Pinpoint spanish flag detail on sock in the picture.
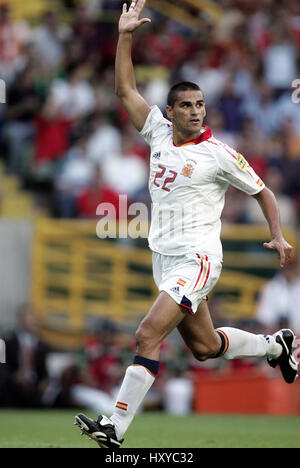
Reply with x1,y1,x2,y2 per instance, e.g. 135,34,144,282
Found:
116,401,128,411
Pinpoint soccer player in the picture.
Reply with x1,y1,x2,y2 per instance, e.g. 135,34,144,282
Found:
75,0,299,448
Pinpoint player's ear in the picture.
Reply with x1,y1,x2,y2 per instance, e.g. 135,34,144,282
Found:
166,105,173,120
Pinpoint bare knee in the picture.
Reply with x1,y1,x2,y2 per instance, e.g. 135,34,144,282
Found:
189,338,221,362
135,321,160,356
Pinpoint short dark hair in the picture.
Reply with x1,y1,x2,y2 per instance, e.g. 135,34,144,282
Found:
167,82,203,107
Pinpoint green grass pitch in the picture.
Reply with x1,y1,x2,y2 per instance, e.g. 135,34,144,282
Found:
0,409,299,448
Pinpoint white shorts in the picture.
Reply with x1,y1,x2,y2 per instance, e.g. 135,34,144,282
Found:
152,252,222,314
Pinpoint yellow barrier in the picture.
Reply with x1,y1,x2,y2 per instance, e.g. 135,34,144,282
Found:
7,0,52,20
31,218,298,349
32,219,154,347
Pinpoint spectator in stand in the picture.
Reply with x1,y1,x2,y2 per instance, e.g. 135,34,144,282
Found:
218,77,243,134
77,165,121,219
245,167,298,227
70,319,125,414
143,76,170,109
71,3,105,63
263,136,285,178
86,112,122,167
180,50,229,106
0,0,299,228
275,90,300,136
205,107,237,148
215,0,245,46
263,25,298,96
102,0,124,10
119,123,150,163
246,2,272,55
53,132,94,217
279,119,300,213
50,63,95,120
142,19,188,70
32,10,71,70
101,135,148,203
221,186,248,224
2,66,42,175
241,81,279,136
282,118,300,162
33,98,72,173
256,261,300,336
163,346,194,416
93,67,120,114
0,2,31,84
0,304,49,407
237,128,269,179
226,52,257,103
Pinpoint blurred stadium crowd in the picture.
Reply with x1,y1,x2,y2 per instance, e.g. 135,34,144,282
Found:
0,302,295,412
0,0,299,223
0,305,196,412
1,289,300,411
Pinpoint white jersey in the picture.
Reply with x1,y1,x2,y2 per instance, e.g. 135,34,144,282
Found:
140,106,265,259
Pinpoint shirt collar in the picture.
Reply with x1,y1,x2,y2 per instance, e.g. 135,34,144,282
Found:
173,126,212,147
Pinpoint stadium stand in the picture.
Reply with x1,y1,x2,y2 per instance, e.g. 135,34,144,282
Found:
0,0,299,348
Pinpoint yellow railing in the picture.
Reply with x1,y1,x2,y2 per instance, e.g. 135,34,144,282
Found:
32,219,155,348
31,218,298,349
8,0,53,20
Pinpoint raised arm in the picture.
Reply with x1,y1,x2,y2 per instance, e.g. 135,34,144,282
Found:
253,187,293,267
115,0,151,131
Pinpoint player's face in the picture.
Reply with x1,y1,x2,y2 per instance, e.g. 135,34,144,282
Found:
166,90,206,136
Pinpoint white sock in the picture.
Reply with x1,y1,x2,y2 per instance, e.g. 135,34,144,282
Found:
109,364,156,440
217,327,282,360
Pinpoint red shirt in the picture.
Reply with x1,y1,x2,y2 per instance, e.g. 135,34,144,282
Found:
85,337,121,393
34,115,72,162
77,185,122,218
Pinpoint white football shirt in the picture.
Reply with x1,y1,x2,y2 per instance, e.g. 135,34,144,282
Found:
140,106,265,259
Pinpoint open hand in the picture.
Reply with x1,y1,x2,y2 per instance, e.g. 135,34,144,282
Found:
263,236,293,268
119,0,151,34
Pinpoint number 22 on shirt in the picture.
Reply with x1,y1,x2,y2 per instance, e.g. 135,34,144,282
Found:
153,164,178,192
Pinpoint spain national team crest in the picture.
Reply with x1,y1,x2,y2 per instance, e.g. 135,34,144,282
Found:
181,163,195,178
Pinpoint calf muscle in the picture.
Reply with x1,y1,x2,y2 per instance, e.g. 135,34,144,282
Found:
177,300,221,360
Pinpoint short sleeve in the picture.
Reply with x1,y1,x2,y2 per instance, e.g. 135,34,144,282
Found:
139,105,171,146
215,144,265,195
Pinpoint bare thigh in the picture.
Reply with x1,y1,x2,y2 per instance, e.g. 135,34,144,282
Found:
177,300,221,360
135,291,186,361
